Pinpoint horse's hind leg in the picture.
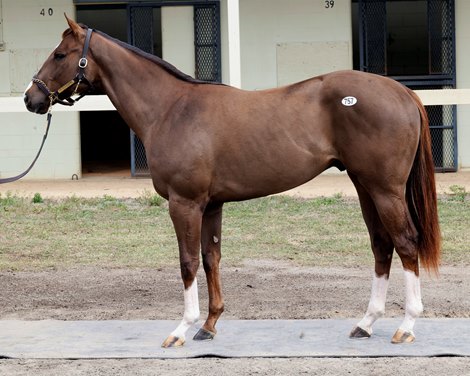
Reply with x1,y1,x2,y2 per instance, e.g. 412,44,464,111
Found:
193,202,225,341
357,178,423,343
348,173,395,339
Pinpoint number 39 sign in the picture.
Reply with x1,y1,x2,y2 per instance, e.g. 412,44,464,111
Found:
324,0,335,8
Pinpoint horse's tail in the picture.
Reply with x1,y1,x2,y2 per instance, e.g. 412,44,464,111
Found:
406,89,441,274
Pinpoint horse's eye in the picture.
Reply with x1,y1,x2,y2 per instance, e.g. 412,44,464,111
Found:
54,53,66,61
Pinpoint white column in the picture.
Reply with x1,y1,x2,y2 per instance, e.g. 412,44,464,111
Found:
227,0,241,88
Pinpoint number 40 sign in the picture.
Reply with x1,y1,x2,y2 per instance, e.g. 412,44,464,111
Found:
40,8,54,17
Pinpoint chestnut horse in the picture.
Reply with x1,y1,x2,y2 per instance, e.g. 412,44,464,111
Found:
24,16,440,347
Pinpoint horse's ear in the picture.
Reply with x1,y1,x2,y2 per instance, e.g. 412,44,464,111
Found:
64,13,84,38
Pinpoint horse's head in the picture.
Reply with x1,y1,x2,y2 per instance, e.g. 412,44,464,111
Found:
24,15,97,114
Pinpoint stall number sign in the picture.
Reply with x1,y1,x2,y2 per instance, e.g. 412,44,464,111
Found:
40,8,54,16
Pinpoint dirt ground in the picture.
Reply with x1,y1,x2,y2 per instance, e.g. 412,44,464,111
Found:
1,171,469,375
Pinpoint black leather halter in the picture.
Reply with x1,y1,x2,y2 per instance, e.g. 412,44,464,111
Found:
32,27,94,107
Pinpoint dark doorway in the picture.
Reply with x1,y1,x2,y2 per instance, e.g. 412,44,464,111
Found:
76,6,132,176
386,0,429,76
79,111,130,175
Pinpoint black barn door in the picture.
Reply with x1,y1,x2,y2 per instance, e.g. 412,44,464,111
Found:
358,0,457,171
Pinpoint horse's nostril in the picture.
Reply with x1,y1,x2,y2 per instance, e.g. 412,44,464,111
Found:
24,93,29,104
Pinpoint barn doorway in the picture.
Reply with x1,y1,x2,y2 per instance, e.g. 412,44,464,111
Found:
76,5,130,176
76,5,161,176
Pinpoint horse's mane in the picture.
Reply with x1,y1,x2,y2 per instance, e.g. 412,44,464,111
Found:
63,25,223,86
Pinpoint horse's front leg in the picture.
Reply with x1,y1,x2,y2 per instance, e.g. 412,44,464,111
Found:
194,202,224,341
162,196,205,348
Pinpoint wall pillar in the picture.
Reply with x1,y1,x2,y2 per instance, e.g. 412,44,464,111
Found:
226,0,241,88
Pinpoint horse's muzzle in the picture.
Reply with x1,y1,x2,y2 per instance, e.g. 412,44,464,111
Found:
24,91,50,115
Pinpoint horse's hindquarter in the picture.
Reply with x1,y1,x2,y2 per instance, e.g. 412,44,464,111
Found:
319,71,421,182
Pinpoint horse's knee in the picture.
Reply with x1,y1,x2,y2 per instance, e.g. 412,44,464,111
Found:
180,259,199,284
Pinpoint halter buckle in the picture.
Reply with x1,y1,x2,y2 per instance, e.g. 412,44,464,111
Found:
78,58,88,69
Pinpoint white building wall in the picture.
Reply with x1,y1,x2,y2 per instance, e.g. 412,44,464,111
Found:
0,0,79,180
0,0,468,179
239,0,352,90
455,0,470,169
161,6,195,77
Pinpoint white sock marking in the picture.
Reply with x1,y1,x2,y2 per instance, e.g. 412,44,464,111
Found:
357,273,389,334
399,270,423,334
170,278,200,340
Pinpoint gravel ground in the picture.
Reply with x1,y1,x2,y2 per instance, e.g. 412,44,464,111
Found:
1,171,469,375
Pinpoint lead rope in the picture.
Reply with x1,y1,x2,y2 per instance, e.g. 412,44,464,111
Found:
0,110,53,184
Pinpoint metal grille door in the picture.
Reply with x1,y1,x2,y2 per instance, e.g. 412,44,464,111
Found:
359,0,387,75
194,5,221,82
428,102,457,170
426,0,457,171
429,0,455,76
358,0,457,171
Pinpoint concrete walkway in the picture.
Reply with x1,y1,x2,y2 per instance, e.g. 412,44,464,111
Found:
0,319,468,359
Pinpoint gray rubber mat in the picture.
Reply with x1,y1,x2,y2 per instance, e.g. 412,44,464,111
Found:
0,319,468,359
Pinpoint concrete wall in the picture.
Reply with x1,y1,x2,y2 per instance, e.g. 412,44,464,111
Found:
455,0,470,169
0,0,80,180
239,0,352,90
161,6,195,77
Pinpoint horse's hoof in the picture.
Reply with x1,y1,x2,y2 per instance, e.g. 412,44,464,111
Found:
193,328,216,341
161,335,185,348
391,329,415,344
349,326,371,339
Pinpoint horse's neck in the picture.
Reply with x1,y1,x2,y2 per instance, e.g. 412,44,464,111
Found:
94,40,186,143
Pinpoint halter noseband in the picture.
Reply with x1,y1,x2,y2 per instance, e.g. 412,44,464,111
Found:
32,27,94,107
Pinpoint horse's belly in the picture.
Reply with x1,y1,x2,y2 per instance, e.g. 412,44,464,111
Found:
211,153,331,201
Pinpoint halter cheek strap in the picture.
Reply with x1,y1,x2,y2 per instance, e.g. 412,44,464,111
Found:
32,27,94,107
